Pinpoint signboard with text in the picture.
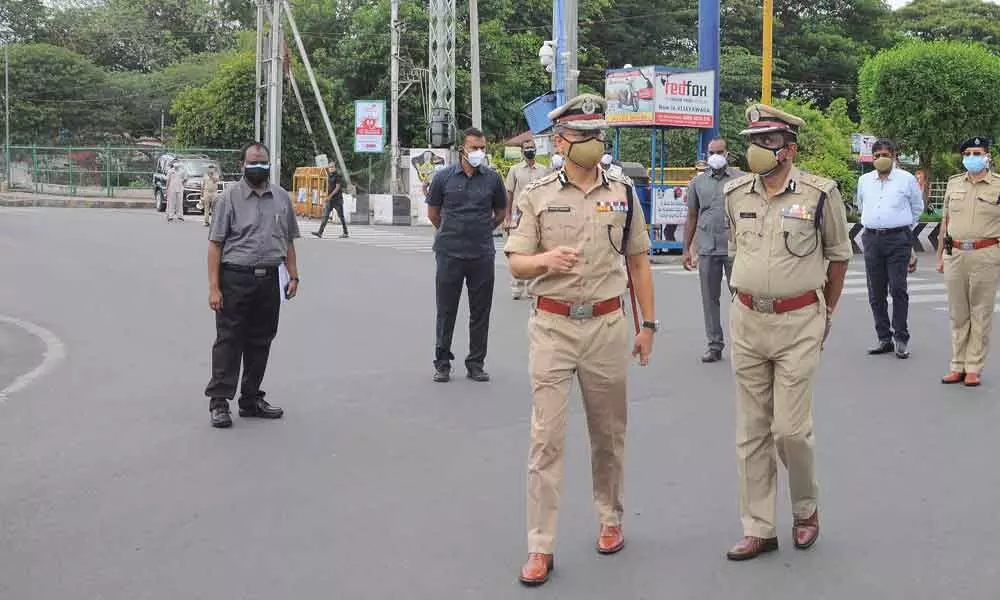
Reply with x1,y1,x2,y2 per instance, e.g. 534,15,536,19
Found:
604,67,715,128
354,100,386,153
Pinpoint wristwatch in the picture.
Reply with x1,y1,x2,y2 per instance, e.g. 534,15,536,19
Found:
641,320,660,332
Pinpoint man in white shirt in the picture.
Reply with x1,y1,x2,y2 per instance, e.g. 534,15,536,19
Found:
856,138,924,358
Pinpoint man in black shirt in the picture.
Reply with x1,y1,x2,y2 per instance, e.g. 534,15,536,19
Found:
426,127,506,382
312,163,349,238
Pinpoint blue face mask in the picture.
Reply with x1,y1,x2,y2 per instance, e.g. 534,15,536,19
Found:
963,154,988,174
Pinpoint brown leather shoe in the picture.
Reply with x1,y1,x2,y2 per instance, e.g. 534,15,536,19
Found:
964,372,981,387
726,536,778,561
519,553,554,586
597,524,625,554
793,510,820,549
942,371,965,384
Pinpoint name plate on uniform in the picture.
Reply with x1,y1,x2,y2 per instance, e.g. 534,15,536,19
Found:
547,206,572,212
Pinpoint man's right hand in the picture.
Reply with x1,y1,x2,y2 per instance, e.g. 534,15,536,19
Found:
540,246,580,273
209,287,223,311
682,250,698,271
936,256,944,273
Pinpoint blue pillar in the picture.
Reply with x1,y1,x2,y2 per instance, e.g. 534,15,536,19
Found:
697,0,721,159
553,0,566,106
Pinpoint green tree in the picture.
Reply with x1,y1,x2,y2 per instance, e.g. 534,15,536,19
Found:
858,40,1000,188
1,0,48,42
6,44,113,143
774,97,858,200
891,0,1000,55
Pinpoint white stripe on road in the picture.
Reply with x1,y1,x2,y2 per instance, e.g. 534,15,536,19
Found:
0,315,67,402
842,283,946,295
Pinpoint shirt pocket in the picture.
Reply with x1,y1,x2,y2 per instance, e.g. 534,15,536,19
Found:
270,202,289,244
779,215,819,257
732,214,763,253
947,193,966,216
598,211,629,253
540,206,581,248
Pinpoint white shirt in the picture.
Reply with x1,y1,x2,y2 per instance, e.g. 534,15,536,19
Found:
856,166,924,229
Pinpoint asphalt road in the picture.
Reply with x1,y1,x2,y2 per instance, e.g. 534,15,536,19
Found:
1,207,999,599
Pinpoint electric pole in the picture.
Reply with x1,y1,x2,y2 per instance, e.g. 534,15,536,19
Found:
428,0,456,147
563,0,578,99
4,41,10,189
254,0,264,142
390,0,401,193
469,0,482,129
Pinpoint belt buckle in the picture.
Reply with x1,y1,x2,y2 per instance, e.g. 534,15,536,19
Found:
960,241,975,251
752,296,776,314
253,268,267,276
569,303,594,319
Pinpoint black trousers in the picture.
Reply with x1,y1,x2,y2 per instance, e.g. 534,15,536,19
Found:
318,197,348,236
863,228,911,343
205,266,281,408
434,253,495,370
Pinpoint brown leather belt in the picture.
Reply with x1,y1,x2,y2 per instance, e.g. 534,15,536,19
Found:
951,238,1000,251
536,296,622,319
737,290,818,314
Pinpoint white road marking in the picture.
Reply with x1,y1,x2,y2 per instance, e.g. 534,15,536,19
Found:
0,314,67,402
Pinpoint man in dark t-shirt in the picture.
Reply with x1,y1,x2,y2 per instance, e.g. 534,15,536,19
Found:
312,163,348,238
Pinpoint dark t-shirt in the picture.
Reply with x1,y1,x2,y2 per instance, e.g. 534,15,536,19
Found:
426,164,506,259
328,171,343,202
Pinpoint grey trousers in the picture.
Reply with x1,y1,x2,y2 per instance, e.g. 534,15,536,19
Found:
699,254,734,352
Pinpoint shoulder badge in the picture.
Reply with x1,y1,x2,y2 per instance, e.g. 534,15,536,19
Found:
522,170,560,194
948,172,966,180
724,173,754,194
799,172,837,194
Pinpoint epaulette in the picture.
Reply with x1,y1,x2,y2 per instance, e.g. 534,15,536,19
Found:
948,172,966,180
724,173,755,194
798,172,838,194
604,168,629,184
522,170,561,194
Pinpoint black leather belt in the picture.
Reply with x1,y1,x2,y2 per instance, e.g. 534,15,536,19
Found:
865,226,909,235
222,263,278,276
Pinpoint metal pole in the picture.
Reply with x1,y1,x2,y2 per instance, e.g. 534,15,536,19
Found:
564,0,578,99
4,42,9,188
697,0,721,158
264,0,283,185
469,0,482,129
762,0,773,104
390,0,401,193
286,68,320,156
553,0,565,106
260,0,264,143
281,0,352,188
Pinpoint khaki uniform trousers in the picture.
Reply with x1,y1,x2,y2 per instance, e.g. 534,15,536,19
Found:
944,245,1000,374
527,307,630,554
730,295,825,538
203,192,217,225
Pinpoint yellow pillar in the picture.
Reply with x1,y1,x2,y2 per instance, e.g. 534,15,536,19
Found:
762,0,773,104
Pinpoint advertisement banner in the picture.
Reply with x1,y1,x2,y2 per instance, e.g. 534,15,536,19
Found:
651,183,689,226
605,67,715,129
408,148,452,224
354,100,386,153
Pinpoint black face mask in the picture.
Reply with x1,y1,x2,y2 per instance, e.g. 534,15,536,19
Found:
244,166,270,186
523,150,536,160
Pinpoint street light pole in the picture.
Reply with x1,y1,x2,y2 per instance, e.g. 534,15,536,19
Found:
762,0,773,104
469,0,482,129
4,42,10,188
390,0,401,193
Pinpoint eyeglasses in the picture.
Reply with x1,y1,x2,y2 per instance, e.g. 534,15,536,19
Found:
873,152,893,159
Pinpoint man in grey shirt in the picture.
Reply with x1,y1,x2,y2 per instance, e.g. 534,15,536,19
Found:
682,137,744,363
204,142,301,428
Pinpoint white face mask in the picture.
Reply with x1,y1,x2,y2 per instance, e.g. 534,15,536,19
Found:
551,154,564,169
466,149,486,168
706,153,728,171
600,154,613,166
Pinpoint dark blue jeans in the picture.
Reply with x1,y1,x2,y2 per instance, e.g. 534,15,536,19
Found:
434,253,495,370
863,229,911,343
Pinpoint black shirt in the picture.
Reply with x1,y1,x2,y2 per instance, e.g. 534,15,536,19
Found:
426,164,506,259
328,171,342,200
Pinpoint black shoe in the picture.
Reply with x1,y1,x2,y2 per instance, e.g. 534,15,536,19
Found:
210,406,232,428
311,231,323,238
340,232,349,238
867,340,894,355
895,340,910,359
238,396,284,419
701,350,722,363
433,367,451,383
466,367,491,382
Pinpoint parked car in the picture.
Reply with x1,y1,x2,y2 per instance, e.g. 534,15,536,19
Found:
152,153,223,214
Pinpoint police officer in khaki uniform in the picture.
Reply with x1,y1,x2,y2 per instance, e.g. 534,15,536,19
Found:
723,104,851,560
505,94,658,586
202,164,221,227
936,136,1000,387
505,139,548,299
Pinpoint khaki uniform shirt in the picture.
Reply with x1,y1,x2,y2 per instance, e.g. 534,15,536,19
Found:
203,173,219,200
725,167,852,298
943,171,1000,240
505,161,549,208
504,168,651,304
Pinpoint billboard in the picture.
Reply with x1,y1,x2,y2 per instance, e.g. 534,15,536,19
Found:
354,100,386,153
605,67,715,129
409,148,452,225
